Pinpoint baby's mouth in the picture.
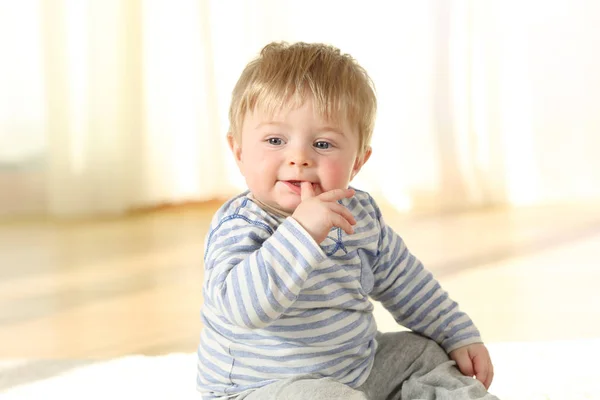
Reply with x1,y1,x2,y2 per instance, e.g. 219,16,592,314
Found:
281,180,319,193
286,180,315,187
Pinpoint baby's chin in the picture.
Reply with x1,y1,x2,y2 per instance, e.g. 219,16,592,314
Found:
255,194,299,216
276,199,301,214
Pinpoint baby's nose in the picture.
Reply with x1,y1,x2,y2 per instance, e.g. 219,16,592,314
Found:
288,148,313,167
289,158,310,167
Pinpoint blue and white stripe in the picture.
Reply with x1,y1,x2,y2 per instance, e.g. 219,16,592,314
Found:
197,190,481,399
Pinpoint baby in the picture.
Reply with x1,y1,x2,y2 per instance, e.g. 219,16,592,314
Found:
197,41,499,400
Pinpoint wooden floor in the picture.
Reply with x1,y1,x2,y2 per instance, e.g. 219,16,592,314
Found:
1,200,599,359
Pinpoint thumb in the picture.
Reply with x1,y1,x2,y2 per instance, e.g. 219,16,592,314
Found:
300,181,315,201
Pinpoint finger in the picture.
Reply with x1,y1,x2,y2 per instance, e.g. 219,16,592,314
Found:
319,188,355,202
300,181,315,201
331,213,354,235
472,354,490,388
329,203,356,226
450,348,474,377
483,362,494,389
454,353,474,378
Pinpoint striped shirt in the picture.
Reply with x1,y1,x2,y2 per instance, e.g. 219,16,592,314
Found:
196,189,481,399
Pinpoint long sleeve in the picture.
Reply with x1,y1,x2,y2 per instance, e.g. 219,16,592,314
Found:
203,212,326,329
369,202,482,353
197,191,480,398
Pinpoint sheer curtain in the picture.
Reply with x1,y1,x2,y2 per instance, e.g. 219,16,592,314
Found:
1,0,599,218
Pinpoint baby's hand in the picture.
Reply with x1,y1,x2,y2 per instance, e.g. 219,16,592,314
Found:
291,182,356,243
449,343,494,389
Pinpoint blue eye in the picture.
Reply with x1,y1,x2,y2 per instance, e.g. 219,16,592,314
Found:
314,141,331,150
267,138,283,146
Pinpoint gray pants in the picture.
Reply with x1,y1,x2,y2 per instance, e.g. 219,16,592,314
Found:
239,332,499,400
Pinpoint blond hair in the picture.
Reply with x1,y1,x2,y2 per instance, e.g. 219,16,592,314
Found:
228,42,377,156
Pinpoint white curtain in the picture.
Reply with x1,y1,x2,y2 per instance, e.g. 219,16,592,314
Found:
1,0,599,217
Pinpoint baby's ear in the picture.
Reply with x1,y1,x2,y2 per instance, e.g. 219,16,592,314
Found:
351,147,372,180
227,134,243,164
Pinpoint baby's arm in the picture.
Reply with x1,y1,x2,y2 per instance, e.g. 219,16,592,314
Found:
203,187,356,329
370,223,481,350
203,215,326,329
368,199,482,352
368,198,494,387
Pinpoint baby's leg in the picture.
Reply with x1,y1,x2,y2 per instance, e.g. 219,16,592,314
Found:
357,331,499,400
238,375,369,400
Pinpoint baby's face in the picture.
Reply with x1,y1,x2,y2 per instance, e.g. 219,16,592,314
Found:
230,97,367,214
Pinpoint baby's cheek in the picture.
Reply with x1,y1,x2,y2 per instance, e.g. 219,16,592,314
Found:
320,162,353,190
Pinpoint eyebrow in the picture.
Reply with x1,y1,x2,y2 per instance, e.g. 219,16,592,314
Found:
255,121,289,129
320,126,345,136
255,122,345,136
